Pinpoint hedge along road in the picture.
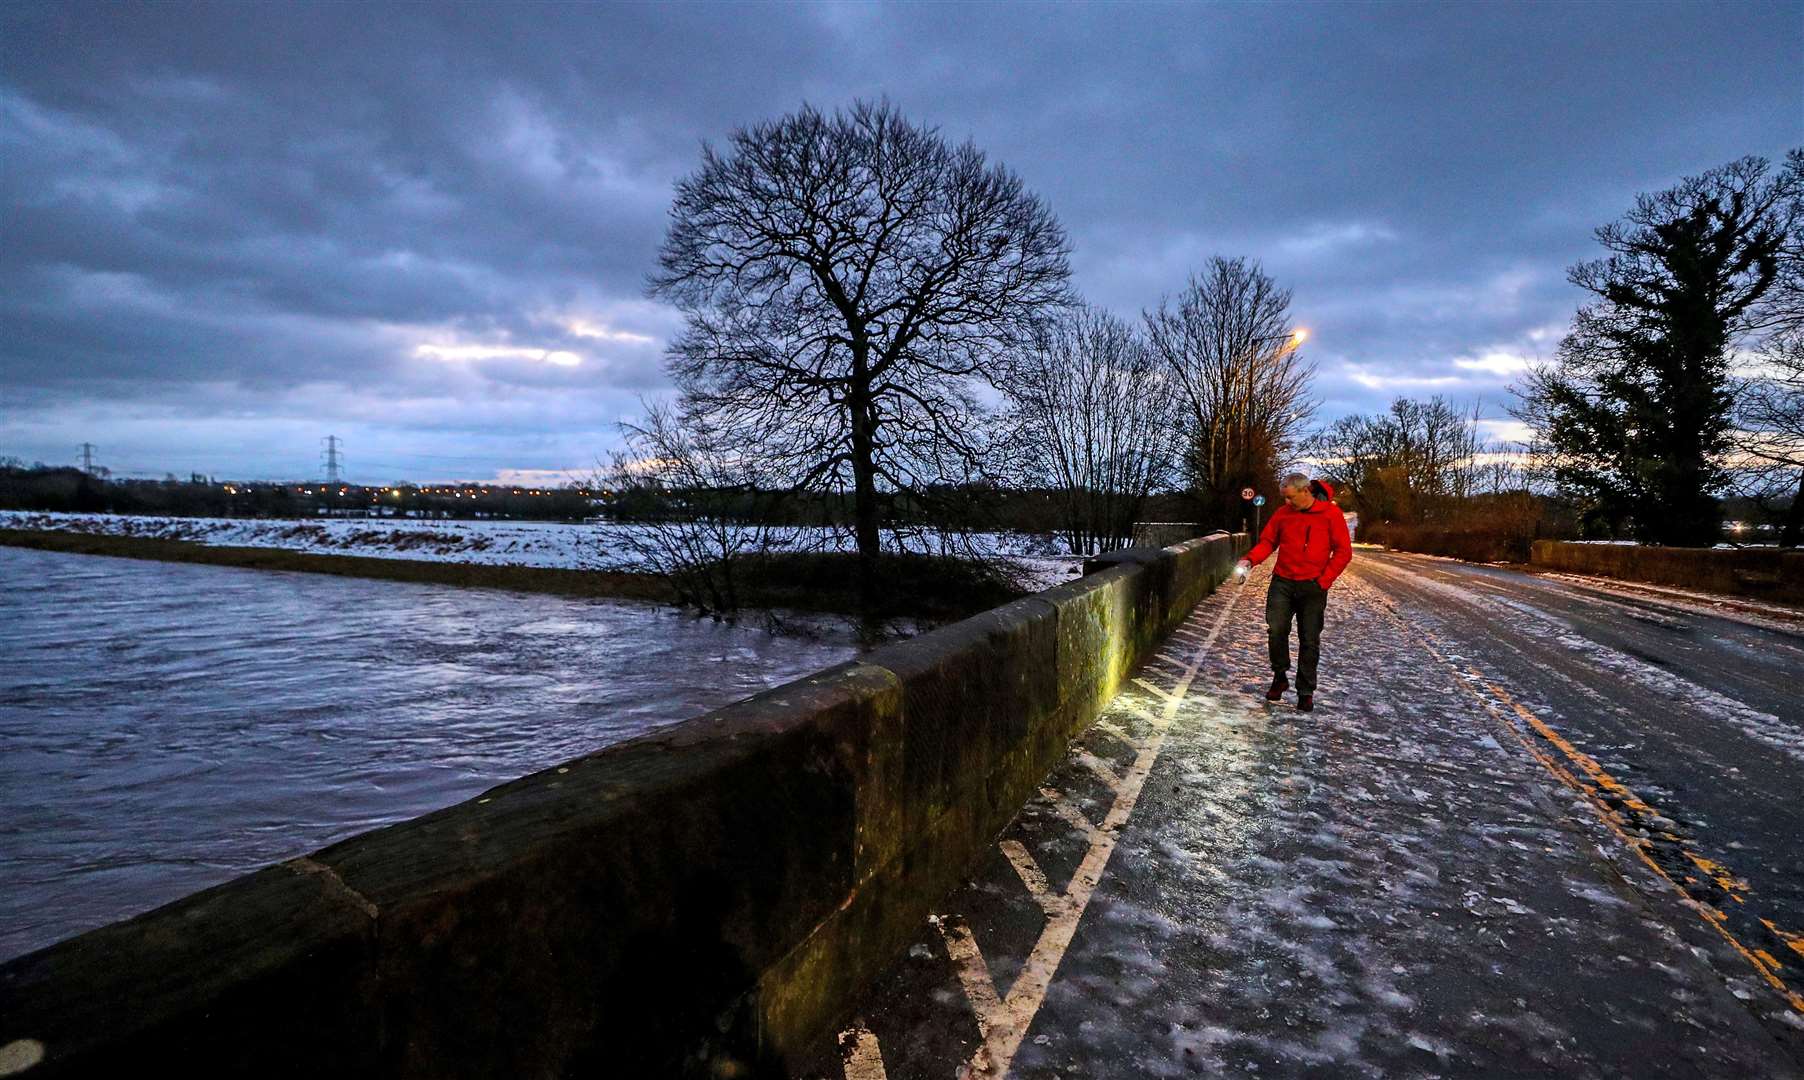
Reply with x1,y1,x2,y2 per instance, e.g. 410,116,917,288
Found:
800,552,1804,1079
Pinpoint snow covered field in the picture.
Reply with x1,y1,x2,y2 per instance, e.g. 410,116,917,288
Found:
0,510,1086,591
1569,538,1781,549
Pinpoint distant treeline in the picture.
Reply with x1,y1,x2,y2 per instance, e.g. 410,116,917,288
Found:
603,482,1216,536
0,461,1231,535
0,464,594,521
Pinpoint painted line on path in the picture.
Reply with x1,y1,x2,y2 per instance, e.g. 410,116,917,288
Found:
837,575,1247,1079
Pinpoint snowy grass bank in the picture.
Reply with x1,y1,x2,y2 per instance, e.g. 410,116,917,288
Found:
0,511,1088,615
0,510,1083,588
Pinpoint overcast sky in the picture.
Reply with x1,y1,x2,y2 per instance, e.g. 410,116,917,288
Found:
2,2,1798,484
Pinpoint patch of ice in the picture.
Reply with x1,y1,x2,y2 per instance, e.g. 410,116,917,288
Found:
1405,572,1804,765
1567,880,1632,908
1535,571,1804,636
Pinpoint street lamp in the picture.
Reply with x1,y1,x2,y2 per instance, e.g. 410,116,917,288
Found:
1262,328,1307,352
1237,328,1308,364
1233,327,1308,536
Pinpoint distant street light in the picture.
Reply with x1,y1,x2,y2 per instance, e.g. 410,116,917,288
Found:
1244,328,1309,355
1228,327,1309,537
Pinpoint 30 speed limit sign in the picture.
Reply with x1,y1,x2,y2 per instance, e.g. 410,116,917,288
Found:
1240,487,1255,500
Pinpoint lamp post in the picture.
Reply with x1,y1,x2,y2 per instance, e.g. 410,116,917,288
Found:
1233,328,1308,532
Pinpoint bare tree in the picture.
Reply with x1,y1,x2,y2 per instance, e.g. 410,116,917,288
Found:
1313,397,1499,525
648,100,1071,595
1736,328,1804,546
1145,257,1315,528
1471,446,1527,498
1732,153,1804,547
1000,305,1179,555
604,400,785,619
1314,412,1396,523
1419,398,1483,504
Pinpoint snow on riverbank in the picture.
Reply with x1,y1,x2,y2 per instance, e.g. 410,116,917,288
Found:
0,511,1086,591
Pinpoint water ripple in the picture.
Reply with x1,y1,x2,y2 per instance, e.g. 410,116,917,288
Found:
0,547,854,960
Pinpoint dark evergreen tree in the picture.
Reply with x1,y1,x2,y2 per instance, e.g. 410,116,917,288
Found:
1517,153,1801,545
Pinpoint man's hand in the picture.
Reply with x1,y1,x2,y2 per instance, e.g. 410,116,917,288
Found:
1234,559,1251,578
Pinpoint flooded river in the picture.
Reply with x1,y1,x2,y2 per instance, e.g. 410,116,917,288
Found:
0,546,856,961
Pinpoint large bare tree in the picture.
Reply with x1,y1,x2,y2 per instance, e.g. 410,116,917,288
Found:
1145,257,1314,528
648,100,1071,589
1000,305,1179,555
1733,153,1804,547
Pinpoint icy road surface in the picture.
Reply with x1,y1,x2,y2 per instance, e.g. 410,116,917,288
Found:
0,546,855,962
806,549,1804,1079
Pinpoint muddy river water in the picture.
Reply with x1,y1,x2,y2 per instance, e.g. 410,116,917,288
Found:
0,546,855,961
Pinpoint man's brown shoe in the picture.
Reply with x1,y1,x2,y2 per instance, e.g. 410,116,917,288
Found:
1297,694,1314,712
1266,676,1288,702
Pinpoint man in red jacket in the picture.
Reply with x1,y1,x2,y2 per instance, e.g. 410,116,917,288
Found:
1234,473,1352,712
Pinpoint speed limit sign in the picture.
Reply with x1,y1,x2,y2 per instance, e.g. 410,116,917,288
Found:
1240,487,1254,500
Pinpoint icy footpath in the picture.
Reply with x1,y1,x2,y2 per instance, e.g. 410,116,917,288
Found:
0,511,1082,591
805,563,1802,1079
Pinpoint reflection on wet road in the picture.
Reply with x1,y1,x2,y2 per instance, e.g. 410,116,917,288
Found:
1355,548,1804,1004
0,546,854,961
808,553,1804,1078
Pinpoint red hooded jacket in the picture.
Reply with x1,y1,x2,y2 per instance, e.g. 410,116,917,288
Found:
1244,479,1353,588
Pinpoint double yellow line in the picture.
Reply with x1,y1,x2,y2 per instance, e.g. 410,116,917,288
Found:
1390,603,1804,1016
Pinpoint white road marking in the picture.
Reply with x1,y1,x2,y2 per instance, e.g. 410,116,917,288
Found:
998,839,1062,915
1119,699,1162,726
1076,750,1125,792
843,574,1246,1080
954,580,1243,1079
1041,788,1104,841
1093,717,1134,745
839,1024,889,1080
937,915,1003,1029
1130,676,1177,702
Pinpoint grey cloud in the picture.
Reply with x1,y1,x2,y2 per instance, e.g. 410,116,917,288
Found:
1,1,1797,479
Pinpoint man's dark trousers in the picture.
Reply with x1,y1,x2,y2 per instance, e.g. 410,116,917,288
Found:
1267,574,1328,695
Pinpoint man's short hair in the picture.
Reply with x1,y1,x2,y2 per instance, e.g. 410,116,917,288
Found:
1281,472,1309,491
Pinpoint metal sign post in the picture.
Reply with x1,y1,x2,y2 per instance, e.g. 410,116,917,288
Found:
1253,494,1266,538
